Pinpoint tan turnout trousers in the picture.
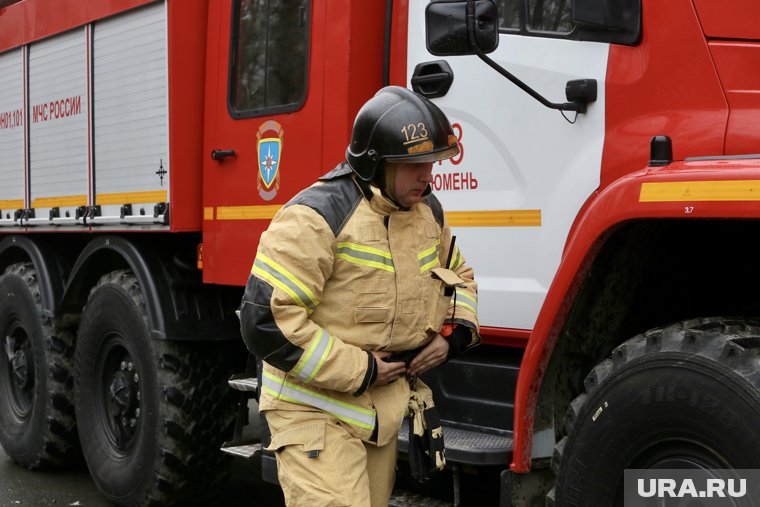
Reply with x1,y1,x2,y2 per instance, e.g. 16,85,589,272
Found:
266,410,398,507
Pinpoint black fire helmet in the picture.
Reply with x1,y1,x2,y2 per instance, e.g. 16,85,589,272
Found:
346,86,460,182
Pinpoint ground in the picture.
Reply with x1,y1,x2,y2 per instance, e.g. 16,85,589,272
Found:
0,446,285,507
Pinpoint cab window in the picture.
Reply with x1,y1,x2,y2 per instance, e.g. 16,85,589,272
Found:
229,0,310,117
496,0,521,30
496,0,574,36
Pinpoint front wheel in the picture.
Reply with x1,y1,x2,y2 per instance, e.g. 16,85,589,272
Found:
549,317,760,506
75,270,239,506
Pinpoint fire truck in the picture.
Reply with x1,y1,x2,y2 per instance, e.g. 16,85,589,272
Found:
2,0,760,505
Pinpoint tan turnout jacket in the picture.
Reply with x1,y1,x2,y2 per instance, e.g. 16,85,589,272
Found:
241,163,479,447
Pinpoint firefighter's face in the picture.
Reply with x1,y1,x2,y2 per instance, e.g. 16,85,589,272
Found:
389,162,434,208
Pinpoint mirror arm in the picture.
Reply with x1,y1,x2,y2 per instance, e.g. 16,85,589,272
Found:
465,0,587,113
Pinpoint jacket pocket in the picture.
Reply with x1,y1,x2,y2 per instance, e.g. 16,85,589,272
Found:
354,306,390,323
265,417,353,506
425,267,465,333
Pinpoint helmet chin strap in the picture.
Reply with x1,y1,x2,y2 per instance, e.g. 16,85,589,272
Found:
383,163,397,200
372,163,402,207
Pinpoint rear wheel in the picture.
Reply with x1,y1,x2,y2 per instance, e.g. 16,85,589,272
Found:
548,317,760,506
75,270,239,506
0,262,78,468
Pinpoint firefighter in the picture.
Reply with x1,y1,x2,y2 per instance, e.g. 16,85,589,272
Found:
240,86,480,507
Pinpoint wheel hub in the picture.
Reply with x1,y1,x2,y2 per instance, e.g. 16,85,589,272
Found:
106,359,141,449
10,349,29,389
109,371,135,412
4,327,34,417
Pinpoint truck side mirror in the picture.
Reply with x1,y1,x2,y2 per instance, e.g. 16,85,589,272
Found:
572,0,641,45
426,0,499,57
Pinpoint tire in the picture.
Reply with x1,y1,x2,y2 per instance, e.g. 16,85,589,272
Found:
0,262,78,469
75,270,240,506
548,317,760,507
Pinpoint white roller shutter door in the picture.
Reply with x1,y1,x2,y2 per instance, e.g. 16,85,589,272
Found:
0,48,25,225
93,1,169,223
28,28,89,223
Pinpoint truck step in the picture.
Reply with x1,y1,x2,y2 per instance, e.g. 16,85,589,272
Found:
390,490,452,507
397,422,513,466
228,373,258,392
220,441,262,459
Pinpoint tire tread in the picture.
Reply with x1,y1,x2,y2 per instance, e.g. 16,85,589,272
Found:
80,270,240,506
548,316,760,505
1,262,79,469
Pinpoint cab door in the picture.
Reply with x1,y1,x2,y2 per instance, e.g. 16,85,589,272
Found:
203,0,323,285
406,0,610,332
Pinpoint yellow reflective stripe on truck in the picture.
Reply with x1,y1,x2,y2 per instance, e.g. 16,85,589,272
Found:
445,210,541,227
0,199,23,210
212,206,542,227
97,190,168,205
216,205,282,220
31,195,87,208
640,180,760,202
29,191,168,209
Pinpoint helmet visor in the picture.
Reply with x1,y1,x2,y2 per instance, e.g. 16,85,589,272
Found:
385,139,460,165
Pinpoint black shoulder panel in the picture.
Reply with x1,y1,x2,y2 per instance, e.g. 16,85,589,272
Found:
423,192,444,227
318,161,353,180
240,275,303,371
286,163,363,236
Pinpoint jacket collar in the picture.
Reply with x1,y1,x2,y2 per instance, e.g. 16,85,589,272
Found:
367,184,400,215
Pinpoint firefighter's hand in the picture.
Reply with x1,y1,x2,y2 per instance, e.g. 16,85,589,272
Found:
372,351,407,386
408,333,449,376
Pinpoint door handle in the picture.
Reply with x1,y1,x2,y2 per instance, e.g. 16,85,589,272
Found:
411,60,454,98
211,149,236,161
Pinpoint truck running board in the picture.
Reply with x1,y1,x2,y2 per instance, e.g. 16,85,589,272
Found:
233,424,513,465
389,490,453,507
220,441,262,459
398,422,513,466
227,374,258,392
